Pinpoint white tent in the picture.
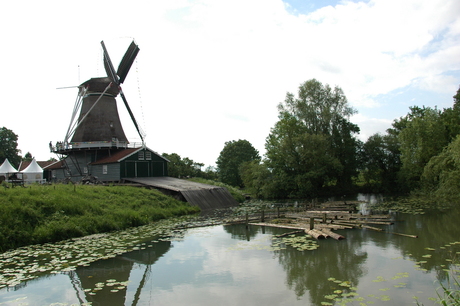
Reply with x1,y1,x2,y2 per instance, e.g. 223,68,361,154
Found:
21,158,44,183
0,158,18,180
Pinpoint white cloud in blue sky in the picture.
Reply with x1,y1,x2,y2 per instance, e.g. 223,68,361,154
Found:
1,0,459,167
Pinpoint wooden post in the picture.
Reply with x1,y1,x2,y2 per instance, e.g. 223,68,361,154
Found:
261,209,265,222
277,207,280,218
322,213,327,223
310,217,314,230
245,213,249,229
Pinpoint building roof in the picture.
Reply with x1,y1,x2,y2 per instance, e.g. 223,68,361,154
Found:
91,147,169,165
18,160,56,171
42,160,66,170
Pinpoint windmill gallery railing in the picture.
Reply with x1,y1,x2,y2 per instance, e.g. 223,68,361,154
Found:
50,140,143,153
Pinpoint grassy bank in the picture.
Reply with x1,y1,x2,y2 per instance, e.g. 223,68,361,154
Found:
187,177,246,203
0,184,200,252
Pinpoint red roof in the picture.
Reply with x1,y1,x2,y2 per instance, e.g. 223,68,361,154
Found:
91,148,141,165
43,160,66,170
18,160,57,171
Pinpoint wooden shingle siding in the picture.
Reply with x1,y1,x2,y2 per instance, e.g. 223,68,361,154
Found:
92,163,121,182
46,147,168,183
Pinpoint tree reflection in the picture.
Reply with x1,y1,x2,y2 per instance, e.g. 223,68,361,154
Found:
384,207,460,279
226,223,368,304
275,233,367,304
223,223,263,241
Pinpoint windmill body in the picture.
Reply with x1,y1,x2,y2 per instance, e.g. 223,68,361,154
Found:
70,77,128,147
49,41,168,183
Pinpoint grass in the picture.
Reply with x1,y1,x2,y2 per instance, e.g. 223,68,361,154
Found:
0,184,200,252
416,269,460,306
435,272,460,306
187,177,246,203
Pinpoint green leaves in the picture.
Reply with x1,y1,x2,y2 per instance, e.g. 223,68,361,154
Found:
0,127,21,167
216,139,260,187
264,79,359,197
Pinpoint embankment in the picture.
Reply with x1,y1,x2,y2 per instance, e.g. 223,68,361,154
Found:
0,184,200,252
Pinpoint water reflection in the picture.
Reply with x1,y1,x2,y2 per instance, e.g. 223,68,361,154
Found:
75,240,171,305
276,234,367,304
1,204,460,305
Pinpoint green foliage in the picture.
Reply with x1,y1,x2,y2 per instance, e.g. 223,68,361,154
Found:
422,135,460,202
264,79,359,198
240,160,274,198
398,106,447,190
187,177,246,203
161,153,217,180
162,153,205,178
359,133,402,193
0,127,21,167
22,152,33,161
416,265,460,306
216,139,260,187
435,270,460,306
365,94,460,195
0,184,199,252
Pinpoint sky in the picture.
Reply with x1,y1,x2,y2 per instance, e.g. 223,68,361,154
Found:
1,0,459,168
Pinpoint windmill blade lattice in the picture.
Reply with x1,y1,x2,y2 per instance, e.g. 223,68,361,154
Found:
100,40,144,143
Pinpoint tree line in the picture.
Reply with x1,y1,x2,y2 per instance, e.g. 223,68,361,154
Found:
215,79,460,201
2,79,459,203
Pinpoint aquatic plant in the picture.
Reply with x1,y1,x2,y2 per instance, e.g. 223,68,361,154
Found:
0,216,209,288
370,194,459,215
416,261,460,306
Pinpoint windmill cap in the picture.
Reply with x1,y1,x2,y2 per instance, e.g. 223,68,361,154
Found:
79,77,119,96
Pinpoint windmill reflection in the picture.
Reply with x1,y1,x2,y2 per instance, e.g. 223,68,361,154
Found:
71,240,172,306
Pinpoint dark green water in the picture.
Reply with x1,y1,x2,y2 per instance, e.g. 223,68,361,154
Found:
1,200,459,306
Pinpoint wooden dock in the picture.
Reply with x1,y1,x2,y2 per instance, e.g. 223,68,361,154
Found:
232,201,417,240
123,177,239,210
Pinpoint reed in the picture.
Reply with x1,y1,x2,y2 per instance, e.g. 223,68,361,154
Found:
0,184,200,252
416,264,460,306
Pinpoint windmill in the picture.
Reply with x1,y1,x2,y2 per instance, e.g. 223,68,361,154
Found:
53,40,147,180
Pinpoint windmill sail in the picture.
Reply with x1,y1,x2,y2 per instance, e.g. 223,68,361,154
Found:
117,41,140,84
101,40,140,85
101,41,119,84
100,40,144,143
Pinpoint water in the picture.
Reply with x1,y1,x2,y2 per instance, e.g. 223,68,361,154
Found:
1,201,459,306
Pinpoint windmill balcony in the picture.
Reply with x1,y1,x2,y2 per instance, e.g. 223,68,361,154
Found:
50,140,143,153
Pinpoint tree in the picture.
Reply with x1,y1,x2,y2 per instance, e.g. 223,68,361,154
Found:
240,160,284,199
0,127,21,167
398,106,447,190
23,152,33,161
162,153,204,178
359,133,401,193
216,139,260,187
265,79,359,197
422,135,460,202
440,86,460,142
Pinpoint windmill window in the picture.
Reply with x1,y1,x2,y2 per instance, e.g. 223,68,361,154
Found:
103,165,108,174
146,151,152,160
138,151,145,160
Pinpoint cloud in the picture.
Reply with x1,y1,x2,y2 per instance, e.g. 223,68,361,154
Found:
350,113,393,141
1,0,459,167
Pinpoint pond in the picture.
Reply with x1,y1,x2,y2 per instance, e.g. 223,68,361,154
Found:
0,196,459,306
